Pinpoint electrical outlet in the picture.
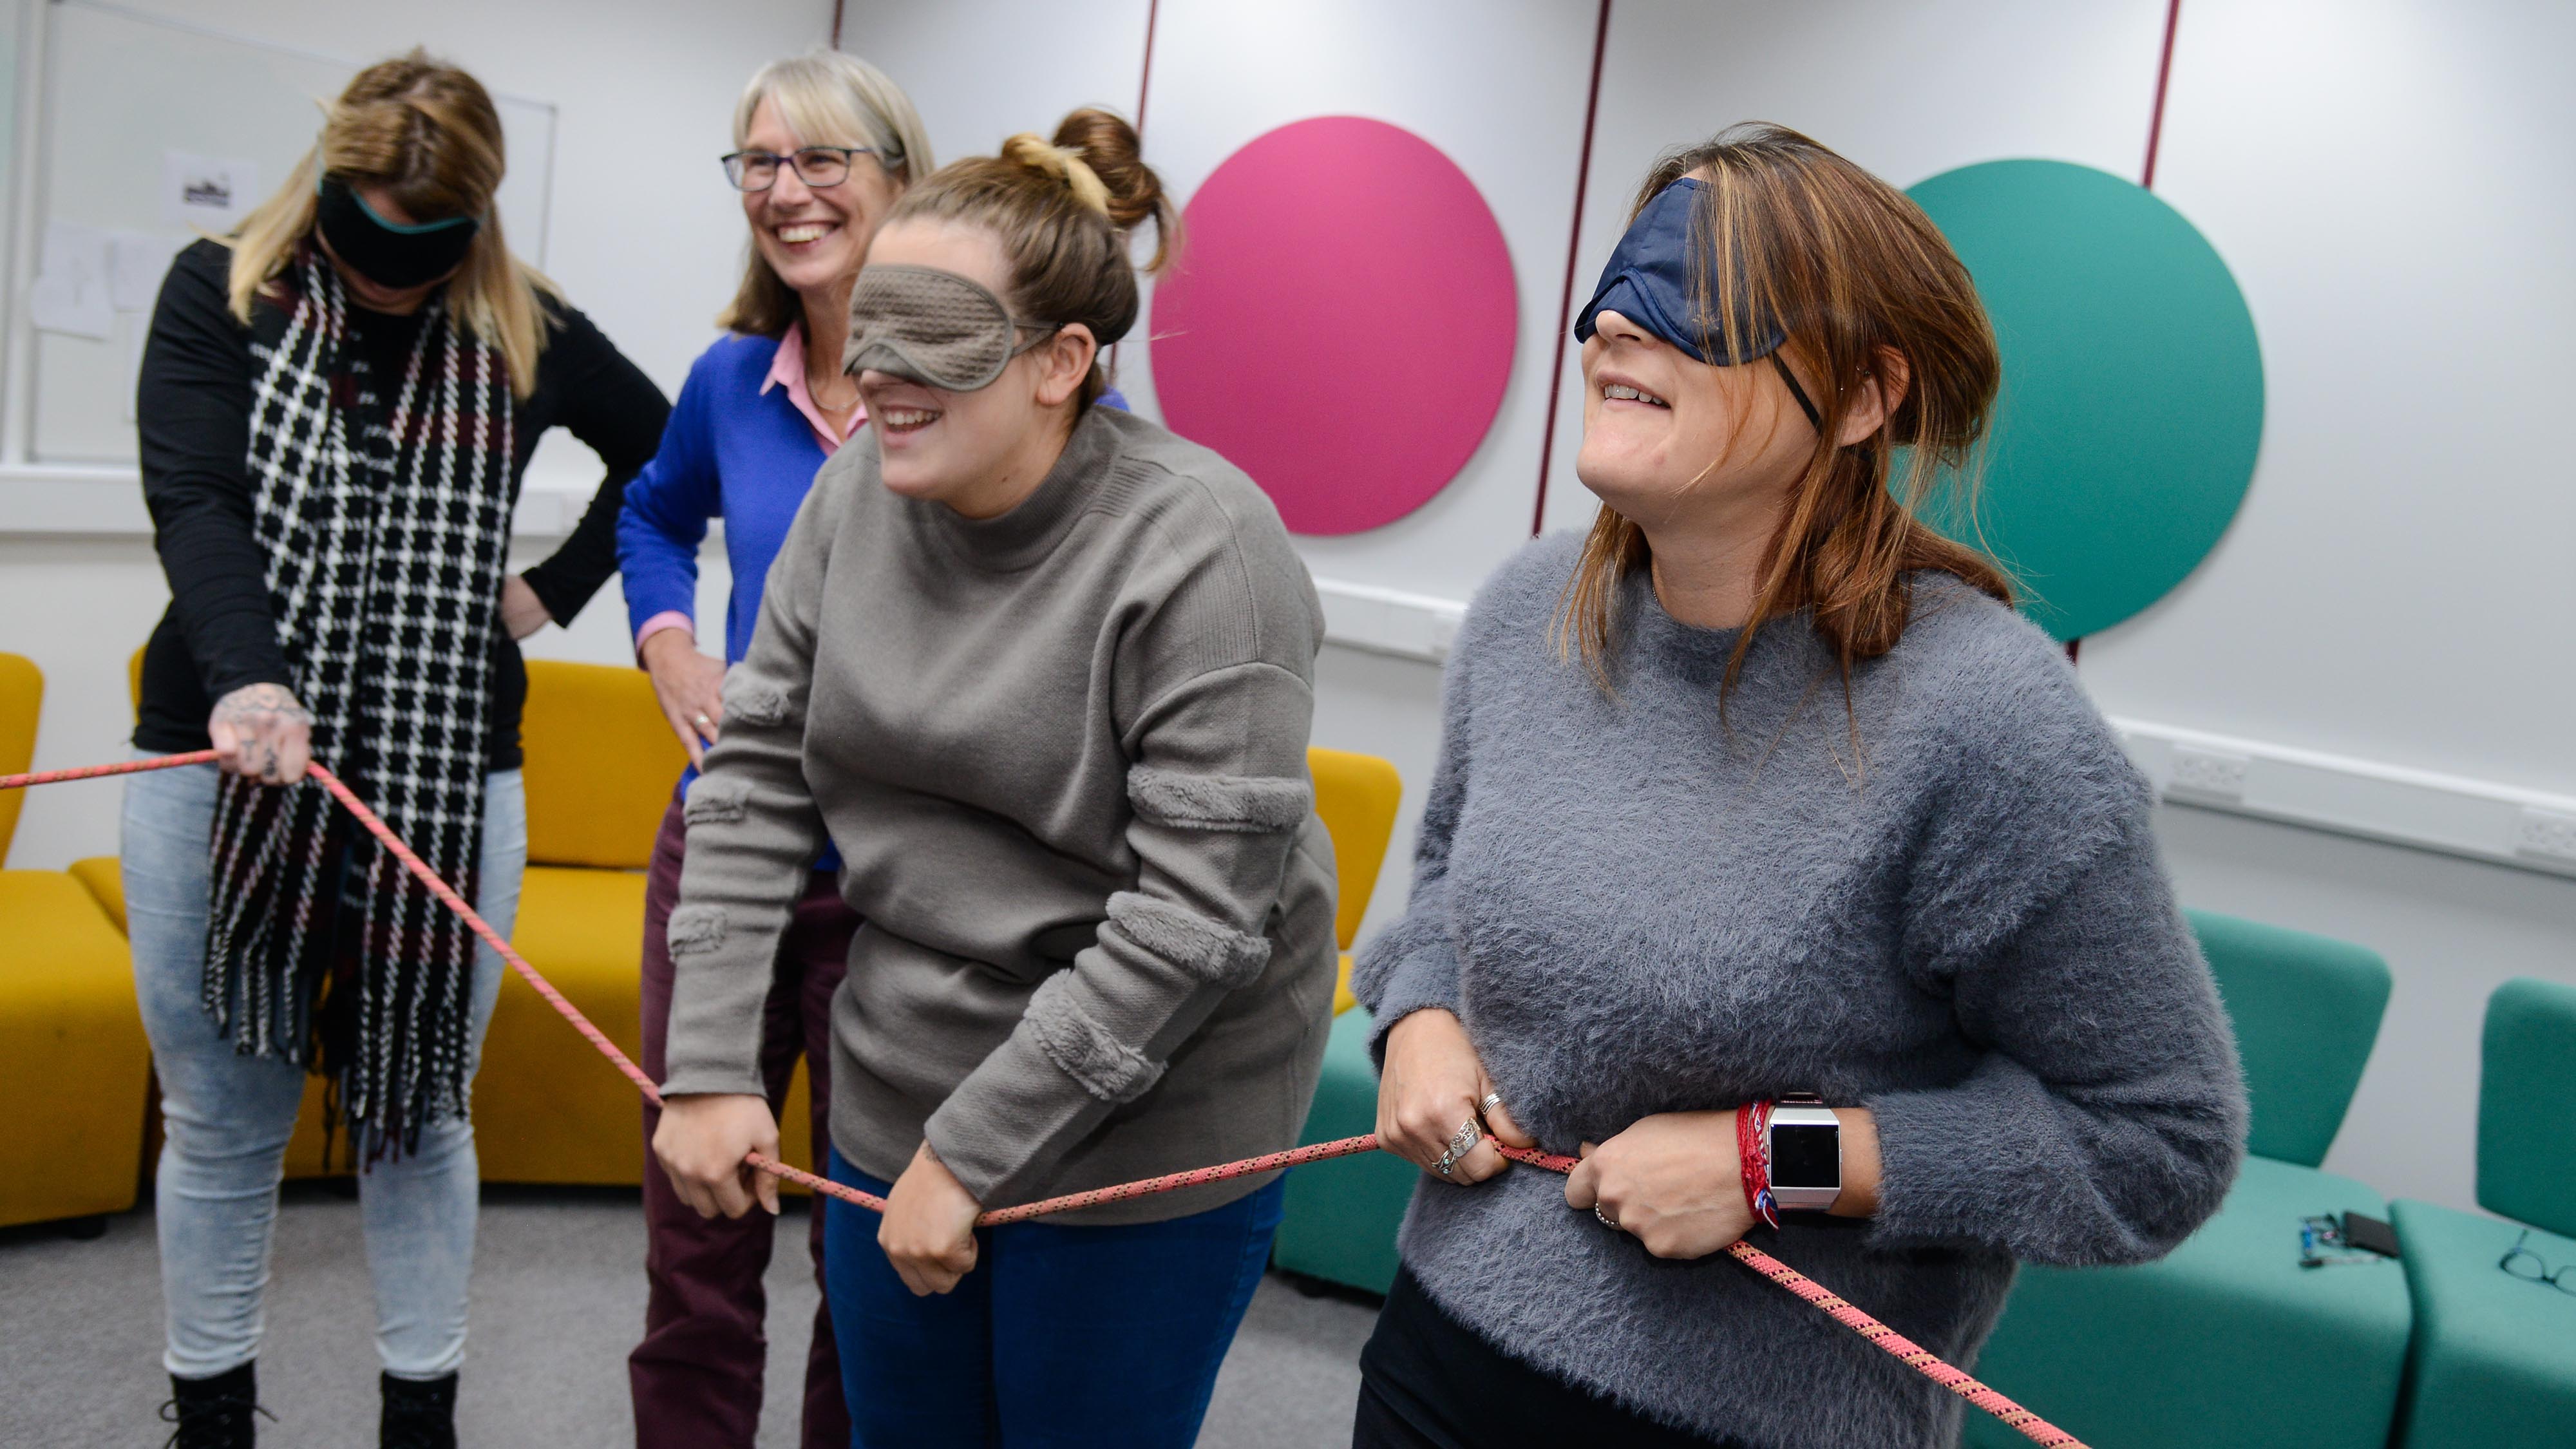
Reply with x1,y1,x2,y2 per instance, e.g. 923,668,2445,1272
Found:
2166,744,2250,802
2515,807,2576,864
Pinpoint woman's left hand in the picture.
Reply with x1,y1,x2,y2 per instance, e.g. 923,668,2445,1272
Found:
1563,1109,1755,1260
880,1140,983,1296
498,574,551,641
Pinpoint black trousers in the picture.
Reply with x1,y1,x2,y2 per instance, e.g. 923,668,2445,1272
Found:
1352,1265,1745,1449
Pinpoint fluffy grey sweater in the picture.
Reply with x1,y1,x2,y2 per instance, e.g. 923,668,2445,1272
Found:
661,406,1338,1222
1354,535,2246,1448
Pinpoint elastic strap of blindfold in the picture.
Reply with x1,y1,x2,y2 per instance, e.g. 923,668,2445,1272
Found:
1769,352,1823,431
316,174,482,232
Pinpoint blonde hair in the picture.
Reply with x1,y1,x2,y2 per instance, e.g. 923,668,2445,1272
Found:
888,108,1175,408
718,50,935,337
225,50,555,399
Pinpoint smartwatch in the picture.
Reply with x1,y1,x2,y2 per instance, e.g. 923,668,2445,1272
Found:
1766,1094,1842,1212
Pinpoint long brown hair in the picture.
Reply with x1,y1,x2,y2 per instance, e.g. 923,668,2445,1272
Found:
1557,123,2011,704
225,50,555,399
884,108,1177,408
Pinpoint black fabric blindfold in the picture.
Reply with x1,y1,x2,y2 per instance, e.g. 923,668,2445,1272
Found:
315,176,480,291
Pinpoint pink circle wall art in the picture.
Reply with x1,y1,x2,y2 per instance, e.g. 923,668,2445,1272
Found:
1149,116,1517,535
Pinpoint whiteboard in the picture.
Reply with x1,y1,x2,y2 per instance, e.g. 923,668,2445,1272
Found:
26,0,555,463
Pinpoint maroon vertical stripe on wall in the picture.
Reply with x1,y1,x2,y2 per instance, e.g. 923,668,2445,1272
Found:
1529,0,1615,537
1135,0,1162,138
2141,0,2184,189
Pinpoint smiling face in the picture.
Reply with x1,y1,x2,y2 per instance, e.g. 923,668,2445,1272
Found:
855,216,1095,518
1573,305,1817,535
741,95,900,305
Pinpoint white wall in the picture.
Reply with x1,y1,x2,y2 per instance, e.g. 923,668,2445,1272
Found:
2078,0,2576,801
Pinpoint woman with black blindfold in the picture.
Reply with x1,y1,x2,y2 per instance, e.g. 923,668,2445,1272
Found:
128,49,667,1449
1350,125,2244,1448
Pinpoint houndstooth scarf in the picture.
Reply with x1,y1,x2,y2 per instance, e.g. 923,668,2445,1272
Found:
203,247,515,1153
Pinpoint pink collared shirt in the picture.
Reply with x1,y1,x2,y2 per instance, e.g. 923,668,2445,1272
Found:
635,322,865,653
765,321,865,455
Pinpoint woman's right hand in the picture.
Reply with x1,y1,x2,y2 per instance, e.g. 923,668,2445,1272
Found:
207,683,313,785
652,1092,782,1219
640,628,728,768
1378,1008,1534,1184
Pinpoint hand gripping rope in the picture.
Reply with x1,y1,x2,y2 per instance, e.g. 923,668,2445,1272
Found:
6,751,2087,1448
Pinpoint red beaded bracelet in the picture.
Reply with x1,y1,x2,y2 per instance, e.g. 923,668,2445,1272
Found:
1738,1099,1781,1231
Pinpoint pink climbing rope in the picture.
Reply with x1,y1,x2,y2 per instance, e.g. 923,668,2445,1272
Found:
5,750,2087,1448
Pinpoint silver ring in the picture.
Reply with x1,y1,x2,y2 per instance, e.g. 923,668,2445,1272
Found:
692,714,714,730
1432,1117,1481,1180
1479,1092,1503,1115
1595,1206,1618,1230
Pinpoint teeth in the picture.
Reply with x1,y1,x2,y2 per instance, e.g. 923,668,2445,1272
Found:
777,223,831,243
1603,383,1669,407
882,408,938,428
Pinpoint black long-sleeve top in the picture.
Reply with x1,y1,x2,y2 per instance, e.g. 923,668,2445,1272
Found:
134,239,671,769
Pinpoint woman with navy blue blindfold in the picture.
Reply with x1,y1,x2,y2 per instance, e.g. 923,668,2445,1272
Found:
1351,125,2244,1448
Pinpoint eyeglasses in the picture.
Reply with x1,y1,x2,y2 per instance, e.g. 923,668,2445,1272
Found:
721,146,876,193
2500,1229,2576,1296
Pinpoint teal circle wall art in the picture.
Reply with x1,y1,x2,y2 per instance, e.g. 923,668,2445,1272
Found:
1905,160,2263,641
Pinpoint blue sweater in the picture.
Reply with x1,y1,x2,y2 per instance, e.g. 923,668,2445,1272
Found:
617,332,826,667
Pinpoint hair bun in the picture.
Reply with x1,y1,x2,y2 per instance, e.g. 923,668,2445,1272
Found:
1000,133,1112,216
1046,108,1174,272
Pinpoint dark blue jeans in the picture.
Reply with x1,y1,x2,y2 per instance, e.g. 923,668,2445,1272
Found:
824,1148,1283,1448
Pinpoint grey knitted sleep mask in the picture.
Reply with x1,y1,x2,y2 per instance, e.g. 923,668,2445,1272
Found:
842,264,1056,392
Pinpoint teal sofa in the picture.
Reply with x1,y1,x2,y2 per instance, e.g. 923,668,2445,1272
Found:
1273,1006,1415,1293
1962,911,2412,1449
2387,977,2576,1447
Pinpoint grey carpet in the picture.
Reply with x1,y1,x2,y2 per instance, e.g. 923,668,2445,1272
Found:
0,1185,1377,1447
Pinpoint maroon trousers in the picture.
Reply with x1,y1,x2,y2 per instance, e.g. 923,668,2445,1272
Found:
632,797,855,1449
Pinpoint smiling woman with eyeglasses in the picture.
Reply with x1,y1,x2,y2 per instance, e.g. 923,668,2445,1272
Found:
611,48,933,1449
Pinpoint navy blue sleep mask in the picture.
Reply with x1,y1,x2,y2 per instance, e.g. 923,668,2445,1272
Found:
1573,178,1820,428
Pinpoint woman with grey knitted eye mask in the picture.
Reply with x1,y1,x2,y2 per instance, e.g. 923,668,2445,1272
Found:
841,264,1057,391
653,109,1337,1449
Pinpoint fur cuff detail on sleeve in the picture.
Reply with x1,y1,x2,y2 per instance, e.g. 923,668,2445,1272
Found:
1106,891,1272,988
682,773,753,825
665,904,728,957
723,679,793,728
1025,973,1164,1103
1126,766,1312,833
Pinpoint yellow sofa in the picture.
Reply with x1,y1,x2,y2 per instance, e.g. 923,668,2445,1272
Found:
469,658,827,1187
1307,746,1403,1014
0,652,151,1232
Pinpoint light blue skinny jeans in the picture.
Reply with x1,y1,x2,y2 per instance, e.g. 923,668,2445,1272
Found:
122,761,526,1381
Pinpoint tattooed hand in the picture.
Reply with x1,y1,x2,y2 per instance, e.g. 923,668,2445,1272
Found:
208,683,314,785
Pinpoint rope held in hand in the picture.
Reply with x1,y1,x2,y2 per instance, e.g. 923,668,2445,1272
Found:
6,751,2086,1448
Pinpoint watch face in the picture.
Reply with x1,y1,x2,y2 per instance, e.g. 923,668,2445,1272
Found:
1770,1122,1841,1191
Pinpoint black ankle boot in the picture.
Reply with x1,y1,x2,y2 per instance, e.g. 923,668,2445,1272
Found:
379,1371,458,1449
160,1361,265,1448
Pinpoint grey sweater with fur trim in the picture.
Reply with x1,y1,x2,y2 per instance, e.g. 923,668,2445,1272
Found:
1355,536,2246,1448
660,406,1339,1223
